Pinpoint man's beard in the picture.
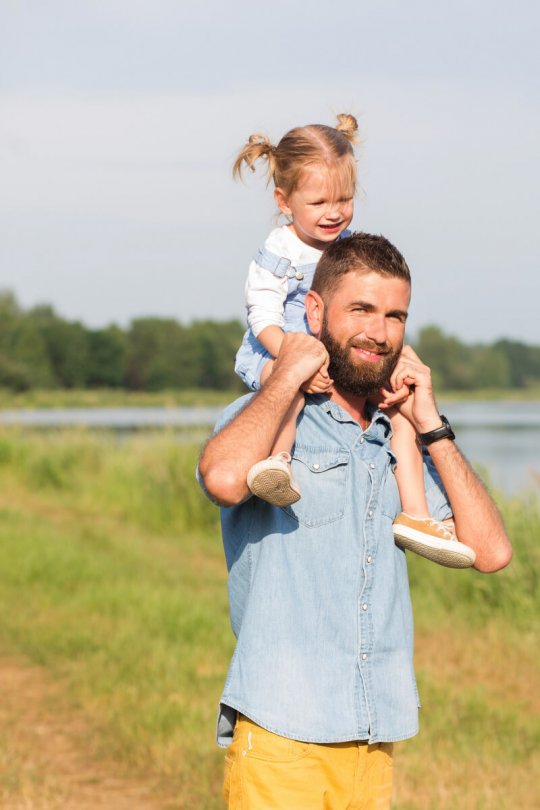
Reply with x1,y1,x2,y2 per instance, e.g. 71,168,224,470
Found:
320,317,402,397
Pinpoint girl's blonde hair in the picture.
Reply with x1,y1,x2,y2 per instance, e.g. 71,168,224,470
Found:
233,114,359,198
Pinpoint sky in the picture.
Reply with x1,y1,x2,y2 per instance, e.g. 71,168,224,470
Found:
1,0,539,343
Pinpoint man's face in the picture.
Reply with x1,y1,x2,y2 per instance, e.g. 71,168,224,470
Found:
318,270,410,396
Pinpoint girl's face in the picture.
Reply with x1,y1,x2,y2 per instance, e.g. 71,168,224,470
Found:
274,163,354,250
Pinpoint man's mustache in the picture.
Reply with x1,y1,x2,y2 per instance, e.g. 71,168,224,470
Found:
347,339,392,355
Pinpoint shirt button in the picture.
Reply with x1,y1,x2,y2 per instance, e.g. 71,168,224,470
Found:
312,463,320,470
368,510,373,518
362,603,368,611
359,437,365,444
361,653,368,661
366,555,373,563
369,463,375,470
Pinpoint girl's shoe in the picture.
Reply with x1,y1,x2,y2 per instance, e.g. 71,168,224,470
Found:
392,513,476,568
247,452,301,507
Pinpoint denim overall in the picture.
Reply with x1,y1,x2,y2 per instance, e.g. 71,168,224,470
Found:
235,230,350,391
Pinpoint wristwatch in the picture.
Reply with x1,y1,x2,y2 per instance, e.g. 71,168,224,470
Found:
418,415,455,446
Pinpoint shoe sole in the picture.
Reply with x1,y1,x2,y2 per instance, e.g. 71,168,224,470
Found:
393,526,476,569
247,468,301,508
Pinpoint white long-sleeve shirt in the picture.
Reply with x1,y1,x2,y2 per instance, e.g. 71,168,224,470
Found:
246,226,322,338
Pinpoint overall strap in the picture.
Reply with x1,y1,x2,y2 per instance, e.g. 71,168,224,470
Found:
253,247,307,281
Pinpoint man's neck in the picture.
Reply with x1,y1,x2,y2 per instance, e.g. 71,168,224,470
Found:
328,386,370,430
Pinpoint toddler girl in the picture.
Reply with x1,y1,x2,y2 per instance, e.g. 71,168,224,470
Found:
232,114,475,568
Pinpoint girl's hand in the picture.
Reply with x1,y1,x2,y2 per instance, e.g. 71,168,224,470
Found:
376,382,411,410
301,363,333,394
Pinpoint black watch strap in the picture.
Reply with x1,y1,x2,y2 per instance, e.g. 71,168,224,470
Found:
418,415,455,446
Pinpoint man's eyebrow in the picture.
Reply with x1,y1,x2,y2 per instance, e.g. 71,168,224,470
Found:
388,309,409,321
348,299,375,310
347,300,409,320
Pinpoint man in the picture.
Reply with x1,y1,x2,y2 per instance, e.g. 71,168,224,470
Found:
198,233,512,809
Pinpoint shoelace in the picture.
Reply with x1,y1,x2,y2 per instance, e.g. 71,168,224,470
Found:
427,519,456,542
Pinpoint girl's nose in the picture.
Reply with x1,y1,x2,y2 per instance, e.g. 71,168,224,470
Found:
325,203,341,220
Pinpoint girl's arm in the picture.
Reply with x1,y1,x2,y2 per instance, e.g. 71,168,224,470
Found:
246,260,288,354
257,324,285,358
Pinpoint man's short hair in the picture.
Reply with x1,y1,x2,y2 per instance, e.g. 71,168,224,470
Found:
312,232,411,301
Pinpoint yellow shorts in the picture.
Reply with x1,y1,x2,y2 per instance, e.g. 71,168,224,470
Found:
223,714,394,809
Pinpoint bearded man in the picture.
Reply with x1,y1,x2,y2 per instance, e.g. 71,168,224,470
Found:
198,232,511,810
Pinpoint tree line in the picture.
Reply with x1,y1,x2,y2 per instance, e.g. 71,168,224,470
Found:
0,291,539,392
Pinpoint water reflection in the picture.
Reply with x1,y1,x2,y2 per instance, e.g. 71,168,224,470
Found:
0,400,538,495
440,401,539,494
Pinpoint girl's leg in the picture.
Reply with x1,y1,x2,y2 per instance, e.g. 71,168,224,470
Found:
246,361,304,507
270,391,305,456
390,411,477,569
390,411,429,517
259,358,304,457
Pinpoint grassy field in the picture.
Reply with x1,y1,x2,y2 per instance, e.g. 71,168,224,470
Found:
0,388,238,409
0,385,539,409
0,429,538,808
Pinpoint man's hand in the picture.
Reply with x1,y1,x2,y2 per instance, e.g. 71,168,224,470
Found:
272,332,330,391
382,345,443,433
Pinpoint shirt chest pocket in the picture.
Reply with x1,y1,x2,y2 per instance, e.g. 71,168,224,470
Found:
282,445,350,528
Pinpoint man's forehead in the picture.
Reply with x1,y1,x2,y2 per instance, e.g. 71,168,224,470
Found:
331,268,411,302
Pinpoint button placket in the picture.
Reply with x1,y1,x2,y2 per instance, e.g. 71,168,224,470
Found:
359,455,380,675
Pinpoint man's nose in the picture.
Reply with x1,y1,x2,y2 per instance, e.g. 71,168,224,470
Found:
364,315,388,344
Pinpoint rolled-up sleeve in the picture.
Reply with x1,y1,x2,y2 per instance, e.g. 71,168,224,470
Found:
245,261,288,337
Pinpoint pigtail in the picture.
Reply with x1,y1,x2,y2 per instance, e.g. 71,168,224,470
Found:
233,133,276,181
335,113,360,144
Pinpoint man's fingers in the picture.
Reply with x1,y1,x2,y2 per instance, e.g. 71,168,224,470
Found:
399,344,423,364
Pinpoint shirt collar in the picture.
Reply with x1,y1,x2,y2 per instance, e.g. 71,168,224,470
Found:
309,394,393,438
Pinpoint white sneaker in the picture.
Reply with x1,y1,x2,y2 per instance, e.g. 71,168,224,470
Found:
393,513,476,569
247,452,301,507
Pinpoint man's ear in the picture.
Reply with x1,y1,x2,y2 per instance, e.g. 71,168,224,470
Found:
305,290,324,338
274,188,292,217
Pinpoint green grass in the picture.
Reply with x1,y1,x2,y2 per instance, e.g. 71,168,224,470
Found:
0,430,229,806
0,428,538,808
438,386,540,401
0,385,539,410
0,387,238,409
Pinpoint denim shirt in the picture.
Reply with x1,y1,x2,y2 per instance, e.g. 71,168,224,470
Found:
200,394,451,747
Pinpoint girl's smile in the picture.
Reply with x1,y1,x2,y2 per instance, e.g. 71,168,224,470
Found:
274,163,354,251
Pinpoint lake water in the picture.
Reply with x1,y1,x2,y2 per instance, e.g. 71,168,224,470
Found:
0,400,538,495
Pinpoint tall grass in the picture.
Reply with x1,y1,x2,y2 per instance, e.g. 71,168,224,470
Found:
0,387,236,409
0,428,537,808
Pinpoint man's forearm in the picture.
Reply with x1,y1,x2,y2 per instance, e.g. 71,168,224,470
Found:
198,366,301,505
427,438,512,573
199,332,329,505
